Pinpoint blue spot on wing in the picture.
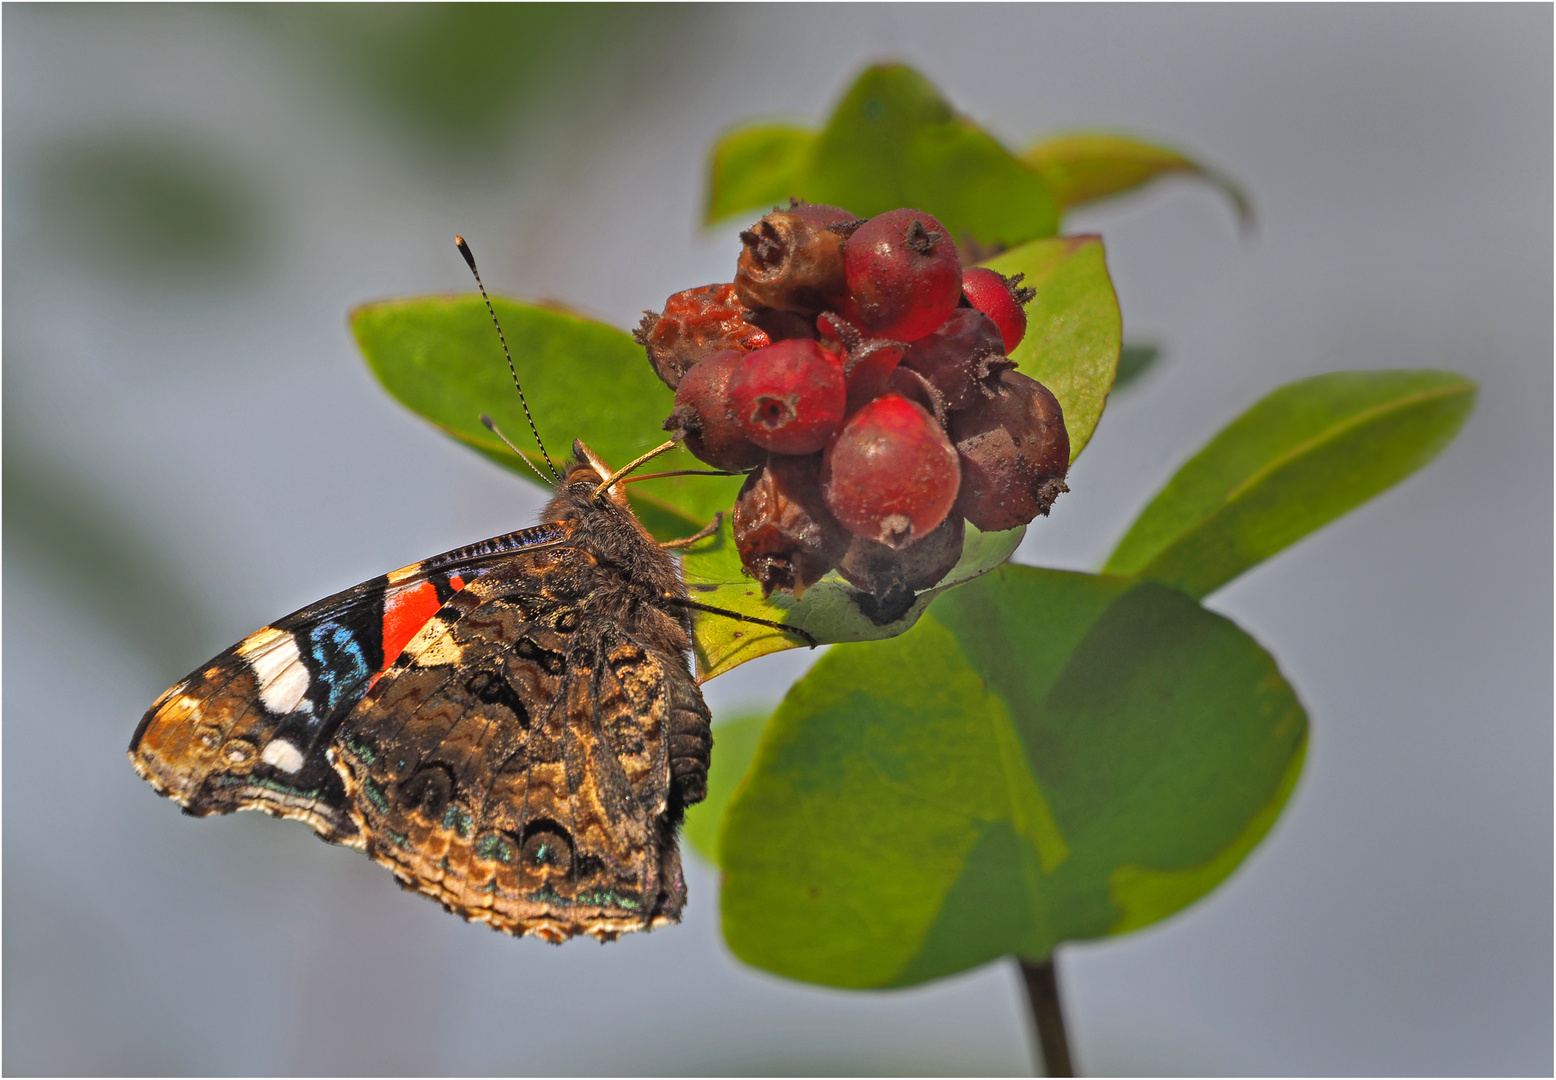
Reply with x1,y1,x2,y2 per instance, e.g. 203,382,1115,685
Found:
308,619,372,715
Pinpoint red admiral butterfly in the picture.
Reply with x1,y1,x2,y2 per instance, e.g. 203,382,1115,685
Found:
130,238,807,943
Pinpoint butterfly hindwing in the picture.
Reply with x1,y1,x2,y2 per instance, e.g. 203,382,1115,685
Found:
329,549,710,942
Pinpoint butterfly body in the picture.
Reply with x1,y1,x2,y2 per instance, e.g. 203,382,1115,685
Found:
131,442,712,943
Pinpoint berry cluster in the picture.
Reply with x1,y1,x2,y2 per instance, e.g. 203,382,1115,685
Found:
637,202,1069,616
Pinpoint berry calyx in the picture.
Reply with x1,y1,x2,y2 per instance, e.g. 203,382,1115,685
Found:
729,339,846,455
900,307,1013,411
960,267,1035,353
821,393,960,548
948,370,1069,532
636,283,769,389
843,209,963,341
735,210,848,315
663,349,766,472
732,454,849,599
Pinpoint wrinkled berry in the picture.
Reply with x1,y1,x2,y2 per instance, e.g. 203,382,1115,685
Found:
901,308,1013,411
636,283,770,390
735,211,848,315
732,454,849,598
662,349,766,472
838,511,965,620
843,209,963,341
729,339,846,455
948,370,1069,532
822,394,960,548
961,267,1035,353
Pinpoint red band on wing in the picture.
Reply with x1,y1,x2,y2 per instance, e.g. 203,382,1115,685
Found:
381,580,443,670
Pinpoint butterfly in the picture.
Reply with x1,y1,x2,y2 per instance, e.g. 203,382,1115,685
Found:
129,237,806,943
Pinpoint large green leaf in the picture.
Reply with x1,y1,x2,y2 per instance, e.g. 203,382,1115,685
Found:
681,711,769,864
1104,370,1477,597
680,518,1025,682
704,65,1058,248
720,566,1306,987
1020,132,1252,229
351,295,741,539
705,124,815,225
980,235,1121,461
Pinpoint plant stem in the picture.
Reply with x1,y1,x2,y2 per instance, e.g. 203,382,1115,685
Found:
1019,956,1075,1077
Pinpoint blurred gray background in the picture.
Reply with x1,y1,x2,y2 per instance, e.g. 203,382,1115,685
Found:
4,4,1550,1075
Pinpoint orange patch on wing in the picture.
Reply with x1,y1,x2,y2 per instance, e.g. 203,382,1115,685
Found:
450,574,465,591
381,580,442,670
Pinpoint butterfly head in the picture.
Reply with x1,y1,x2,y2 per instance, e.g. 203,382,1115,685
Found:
566,439,631,509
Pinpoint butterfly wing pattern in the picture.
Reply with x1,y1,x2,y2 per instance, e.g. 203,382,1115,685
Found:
130,444,713,942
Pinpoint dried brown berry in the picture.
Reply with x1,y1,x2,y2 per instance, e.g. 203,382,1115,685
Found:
786,199,866,237
732,454,849,598
948,370,1069,532
638,283,769,390
662,350,766,472
735,210,848,315
901,308,1013,411
838,512,965,622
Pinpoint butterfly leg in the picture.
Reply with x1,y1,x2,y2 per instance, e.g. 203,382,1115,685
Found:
665,597,819,648
658,512,723,551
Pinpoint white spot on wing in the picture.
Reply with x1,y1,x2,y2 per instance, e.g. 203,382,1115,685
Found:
241,630,311,716
261,739,306,773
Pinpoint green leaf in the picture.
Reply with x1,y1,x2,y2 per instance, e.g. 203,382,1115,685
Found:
1020,132,1252,229
681,518,1025,682
1104,370,1477,598
705,65,1059,247
804,65,1059,248
351,295,742,538
719,566,1306,987
981,236,1122,460
705,124,816,225
681,711,769,865
1113,342,1162,392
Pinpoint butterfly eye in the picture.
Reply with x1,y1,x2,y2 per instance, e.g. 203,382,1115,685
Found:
521,822,573,871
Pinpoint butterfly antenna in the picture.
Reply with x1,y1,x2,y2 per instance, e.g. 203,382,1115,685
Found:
480,414,554,486
456,235,559,481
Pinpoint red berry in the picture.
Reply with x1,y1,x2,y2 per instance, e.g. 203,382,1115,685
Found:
818,311,906,412
636,283,769,390
842,209,963,342
961,267,1035,353
901,307,1013,411
729,339,846,455
732,454,849,598
948,370,1069,532
735,210,848,315
821,394,960,548
662,350,766,472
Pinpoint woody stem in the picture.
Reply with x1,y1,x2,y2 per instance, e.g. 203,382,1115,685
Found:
1019,957,1075,1077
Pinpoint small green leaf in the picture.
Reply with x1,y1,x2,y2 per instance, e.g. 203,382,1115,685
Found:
981,235,1122,460
1104,370,1477,598
705,124,816,225
351,295,741,536
720,566,1306,987
804,65,1059,248
1021,132,1252,228
681,711,768,865
680,518,1024,682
